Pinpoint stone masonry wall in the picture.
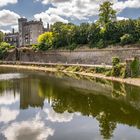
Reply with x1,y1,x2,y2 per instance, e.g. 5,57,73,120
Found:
4,48,140,65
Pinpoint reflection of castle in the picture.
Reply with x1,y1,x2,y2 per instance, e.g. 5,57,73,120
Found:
19,79,45,109
4,18,50,47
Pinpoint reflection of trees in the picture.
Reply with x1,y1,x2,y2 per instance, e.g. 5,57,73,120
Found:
97,112,116,140
1,72,140,139
0,81,13,94
39,78,140,139
112,82,127,98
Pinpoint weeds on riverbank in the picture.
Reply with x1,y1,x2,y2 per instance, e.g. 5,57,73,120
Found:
56,57,140,79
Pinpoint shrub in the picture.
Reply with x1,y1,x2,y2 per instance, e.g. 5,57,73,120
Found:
94,39,106,49
130,57,140,77
120,34,134,45
0,42,14,59
112,57,120,66
37,32,54,50
68,43,77,50
111,57,127,78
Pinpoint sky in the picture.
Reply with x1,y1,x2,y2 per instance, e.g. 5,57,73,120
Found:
0,0,140,33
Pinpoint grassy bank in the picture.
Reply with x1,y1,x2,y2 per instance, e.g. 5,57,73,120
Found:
0,63,140,87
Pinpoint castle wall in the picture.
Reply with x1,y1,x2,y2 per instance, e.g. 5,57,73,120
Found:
4,47,140,65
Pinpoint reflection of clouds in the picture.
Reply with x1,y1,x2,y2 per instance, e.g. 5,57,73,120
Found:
0,73,25,81
0,92,19,105
45,108,74,123
0,107,19,123
3,113,54,140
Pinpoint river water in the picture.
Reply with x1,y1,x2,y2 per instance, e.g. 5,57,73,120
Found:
0,67,140,140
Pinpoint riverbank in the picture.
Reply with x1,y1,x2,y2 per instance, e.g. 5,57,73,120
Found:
0,63,140,87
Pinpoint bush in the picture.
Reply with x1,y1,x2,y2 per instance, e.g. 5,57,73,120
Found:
37,32,54,50
110,57,127,78
68,43,77,50
112,57,120,66
120,34,134,45
130,57,140,77
0,42,14,59
94,39,106,49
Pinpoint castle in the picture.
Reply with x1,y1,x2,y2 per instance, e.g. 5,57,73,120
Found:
4,18,49,47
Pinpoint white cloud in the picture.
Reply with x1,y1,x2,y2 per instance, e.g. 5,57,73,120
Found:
0,9,20,27
44,108,74,123
117,16,129,21
35,0,140,22
2,113,54,140
0,107,19,123
34,12,68,26
0,93,19,105
0,0,17,7
0,29,11,33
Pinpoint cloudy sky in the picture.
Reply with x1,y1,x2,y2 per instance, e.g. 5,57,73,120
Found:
0,0,140,33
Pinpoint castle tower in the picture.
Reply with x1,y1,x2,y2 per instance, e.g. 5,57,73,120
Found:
18,18,27,47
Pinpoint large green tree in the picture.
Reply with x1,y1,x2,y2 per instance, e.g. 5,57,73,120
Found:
98,1,116,27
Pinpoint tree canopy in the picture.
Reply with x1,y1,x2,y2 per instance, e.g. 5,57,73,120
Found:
35,1,140,51
98,1,116,27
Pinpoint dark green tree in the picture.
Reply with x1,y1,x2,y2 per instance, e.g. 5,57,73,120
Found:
0,31,4,43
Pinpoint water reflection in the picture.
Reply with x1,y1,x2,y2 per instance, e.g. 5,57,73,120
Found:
0,107,19,123
0,70,140,140
2,113,54,140
45,108,74,123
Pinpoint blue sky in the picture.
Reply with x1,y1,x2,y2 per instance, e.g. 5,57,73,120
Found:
0,0,140,33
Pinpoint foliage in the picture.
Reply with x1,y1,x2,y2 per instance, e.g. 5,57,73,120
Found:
37,32,54,50
98,1,116,27
36,2,140,50
88,23,101,47
0,42,14,59
0,31,4,43
130,57,140,78
120,34,134,45
105,57,127,78
111,63,126,78
95,67,109,73
112,57,120,66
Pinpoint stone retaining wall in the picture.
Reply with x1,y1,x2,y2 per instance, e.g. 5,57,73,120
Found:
4,48,140,65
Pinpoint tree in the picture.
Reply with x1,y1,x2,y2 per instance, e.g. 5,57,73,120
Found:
120,34,134,45
51,22,76,49
88,23,101,47
98,1,116,27
37,32,54,50
0,31,4,43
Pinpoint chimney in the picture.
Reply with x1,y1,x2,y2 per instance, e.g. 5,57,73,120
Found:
12,28,15,34
47,23,49,30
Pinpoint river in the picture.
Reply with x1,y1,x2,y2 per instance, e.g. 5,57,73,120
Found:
0,67,140,140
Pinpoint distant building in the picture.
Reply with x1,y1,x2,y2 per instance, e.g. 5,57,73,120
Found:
3,18,49,47
18,18,49,47
4,29,19,47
